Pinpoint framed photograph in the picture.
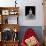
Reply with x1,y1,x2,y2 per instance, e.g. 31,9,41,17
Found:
25,6,35,19
2,10,9,15
9,10,18,15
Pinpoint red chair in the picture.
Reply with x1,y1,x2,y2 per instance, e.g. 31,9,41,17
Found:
21,28,41,46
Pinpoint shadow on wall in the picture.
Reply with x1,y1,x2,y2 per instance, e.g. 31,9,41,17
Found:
18,26,43,44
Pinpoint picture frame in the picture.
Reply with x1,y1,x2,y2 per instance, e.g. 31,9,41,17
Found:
2,10,9,15
9,10,18,15
25,6,35,19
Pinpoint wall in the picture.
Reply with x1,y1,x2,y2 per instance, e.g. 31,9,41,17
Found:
0,0,44,26
18,0,44,26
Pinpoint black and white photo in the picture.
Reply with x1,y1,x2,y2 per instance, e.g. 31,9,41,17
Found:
25,6,35,19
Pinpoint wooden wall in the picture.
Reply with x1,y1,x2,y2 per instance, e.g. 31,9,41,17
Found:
43,0,46,45
40,0,46,46
43,0,46,26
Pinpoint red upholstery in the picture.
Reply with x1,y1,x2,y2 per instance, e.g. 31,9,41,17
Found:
21,28,41,46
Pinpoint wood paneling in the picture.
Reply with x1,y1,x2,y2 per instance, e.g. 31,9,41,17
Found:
43,0,46,26
43,0,46,46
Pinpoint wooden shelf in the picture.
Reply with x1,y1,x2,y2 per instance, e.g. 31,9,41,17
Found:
1,40,19,46
0,7,19,46
0,7,19,24
0,7,19,10
0,24,20,32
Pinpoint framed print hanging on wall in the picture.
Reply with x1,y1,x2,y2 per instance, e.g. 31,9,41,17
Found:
25,6,35,19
